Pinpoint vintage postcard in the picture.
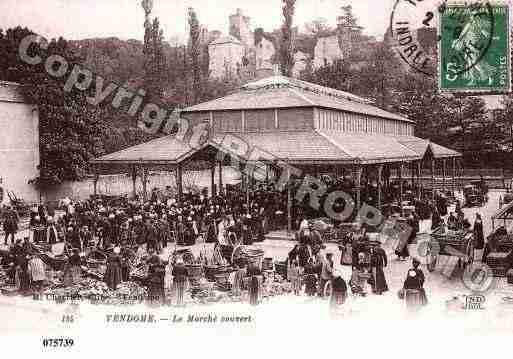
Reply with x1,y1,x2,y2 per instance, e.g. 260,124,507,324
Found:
0,0,512,357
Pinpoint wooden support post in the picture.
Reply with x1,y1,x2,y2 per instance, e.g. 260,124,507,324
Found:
93,170,99,198
287,167,292,233
142,167,148,202
131,166,137,200
452,157,456,193
210,162,216,197
218,161,223,196
176,164,183,202
355,165,363,215
431,158,436,201
246,173,250,211
442,158,447,193
417,161,422,200
377,164,383,211
410,161,415,193
399,163,404,215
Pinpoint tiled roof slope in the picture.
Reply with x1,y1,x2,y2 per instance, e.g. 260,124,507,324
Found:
183,76,412,123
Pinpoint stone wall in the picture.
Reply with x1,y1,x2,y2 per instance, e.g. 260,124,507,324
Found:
42,167,242,202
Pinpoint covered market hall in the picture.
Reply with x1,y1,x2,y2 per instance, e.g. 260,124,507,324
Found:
91,76,461,231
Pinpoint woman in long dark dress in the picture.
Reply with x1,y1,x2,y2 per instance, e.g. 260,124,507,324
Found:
431,207,442,231
473,213,485,250
64,249,82,285
172,258,188,306
330,271,348,309
14,247,30,293
370,246,388,295
247,263,261,306
303,258,317,296
146,259,165,304
104,248,122,290
402,259,428,310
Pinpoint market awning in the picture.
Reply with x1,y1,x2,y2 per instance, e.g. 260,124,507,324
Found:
91,130,460,167
90,135,197,165
397,137,461,159
317,131,422,164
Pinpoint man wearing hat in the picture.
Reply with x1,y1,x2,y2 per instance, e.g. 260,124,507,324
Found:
2,205,19,246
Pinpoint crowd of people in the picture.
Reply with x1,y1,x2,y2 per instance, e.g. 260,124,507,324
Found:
0,181,489,310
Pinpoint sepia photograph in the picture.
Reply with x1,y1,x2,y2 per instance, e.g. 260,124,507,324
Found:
0,0,512,356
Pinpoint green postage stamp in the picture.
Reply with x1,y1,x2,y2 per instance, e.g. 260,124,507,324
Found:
439,1,511,93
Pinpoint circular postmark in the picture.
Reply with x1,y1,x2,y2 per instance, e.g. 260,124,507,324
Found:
390,0,495,78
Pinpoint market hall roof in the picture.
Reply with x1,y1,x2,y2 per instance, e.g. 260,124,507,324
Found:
182,76,414,124
92,130,461,166
396,137,461,159
0,81,27,103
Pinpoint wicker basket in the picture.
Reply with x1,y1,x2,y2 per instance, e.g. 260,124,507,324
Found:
204,264,230,282
86,251,107,269
186,264,203,279
247,255,263,268
214,273,230,285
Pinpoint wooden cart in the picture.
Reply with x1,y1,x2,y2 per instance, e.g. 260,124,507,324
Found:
486,203,513,276
428,227,475,272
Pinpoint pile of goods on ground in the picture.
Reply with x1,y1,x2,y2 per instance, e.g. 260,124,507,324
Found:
232,246,264,267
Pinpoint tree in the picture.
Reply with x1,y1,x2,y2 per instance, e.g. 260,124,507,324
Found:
498,95,513,151
279,0,296,77
188,7,201,104
142,0,166,104
301,59,352,92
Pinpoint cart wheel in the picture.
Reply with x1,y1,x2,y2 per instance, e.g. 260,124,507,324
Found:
324,280,333,298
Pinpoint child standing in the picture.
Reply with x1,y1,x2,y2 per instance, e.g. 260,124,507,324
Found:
288,260,303,295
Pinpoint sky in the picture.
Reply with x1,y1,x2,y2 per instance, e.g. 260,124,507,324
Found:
0,0,398,44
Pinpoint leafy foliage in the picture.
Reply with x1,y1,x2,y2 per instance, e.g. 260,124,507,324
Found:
143,18,166,104
279,0,296,77
188,7,202,104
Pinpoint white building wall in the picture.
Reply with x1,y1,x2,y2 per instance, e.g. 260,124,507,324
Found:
208,42,245,79
0,85,39,205
256,37,275,70
292,51,309,78
315,108,414,136
314,35,344,69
